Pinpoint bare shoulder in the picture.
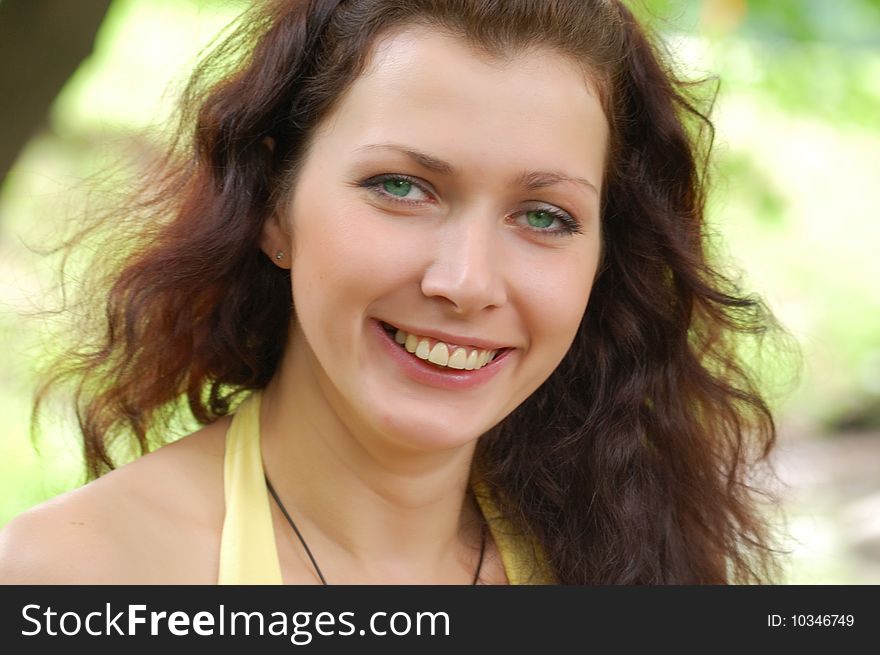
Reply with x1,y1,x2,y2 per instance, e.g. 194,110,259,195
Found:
0,417,231,584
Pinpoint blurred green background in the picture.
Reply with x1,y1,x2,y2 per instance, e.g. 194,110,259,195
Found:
1,0,878,583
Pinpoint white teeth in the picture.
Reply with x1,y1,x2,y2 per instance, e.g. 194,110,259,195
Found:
427,342,449,366
415,338,431,360
386,323,500,371
447,348,468,370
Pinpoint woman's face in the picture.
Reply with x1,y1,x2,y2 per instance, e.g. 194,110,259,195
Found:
268,27,607,452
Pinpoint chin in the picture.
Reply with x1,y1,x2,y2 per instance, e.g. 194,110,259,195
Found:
376,412,488,453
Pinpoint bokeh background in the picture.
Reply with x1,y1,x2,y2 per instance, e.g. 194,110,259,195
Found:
1,0,878,583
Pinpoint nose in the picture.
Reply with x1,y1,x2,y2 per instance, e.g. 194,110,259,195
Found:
419,214,508,314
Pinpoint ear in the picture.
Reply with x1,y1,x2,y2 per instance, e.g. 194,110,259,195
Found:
260,209,292,269
258,136,292,269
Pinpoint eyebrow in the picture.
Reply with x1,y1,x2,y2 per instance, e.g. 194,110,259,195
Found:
357,143,453,175
515,171,599,197
355,143,599,197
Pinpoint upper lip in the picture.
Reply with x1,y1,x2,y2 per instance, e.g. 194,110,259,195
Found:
379,319,513,351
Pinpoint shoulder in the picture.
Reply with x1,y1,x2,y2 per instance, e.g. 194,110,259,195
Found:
0,482,133,584
0,417,230,584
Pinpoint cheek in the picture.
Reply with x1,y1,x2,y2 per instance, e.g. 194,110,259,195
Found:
289,201,415,316
520,250,597,355
292,192,364,274
500,265,592,410
536,287,590,345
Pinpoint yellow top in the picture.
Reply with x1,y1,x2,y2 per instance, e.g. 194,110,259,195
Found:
218,392,554,585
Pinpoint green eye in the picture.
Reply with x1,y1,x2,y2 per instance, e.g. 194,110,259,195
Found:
382,179,413,197
526,210,555,229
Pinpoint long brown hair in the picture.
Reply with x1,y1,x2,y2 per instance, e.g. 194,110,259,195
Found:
37,0,789,583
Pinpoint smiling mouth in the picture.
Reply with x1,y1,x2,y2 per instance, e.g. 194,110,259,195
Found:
379,321,509,371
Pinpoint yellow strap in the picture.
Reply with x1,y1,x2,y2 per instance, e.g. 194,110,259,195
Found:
472,480,555,585
218,393,283,584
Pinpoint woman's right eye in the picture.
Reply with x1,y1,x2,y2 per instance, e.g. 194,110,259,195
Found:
361,175,433,204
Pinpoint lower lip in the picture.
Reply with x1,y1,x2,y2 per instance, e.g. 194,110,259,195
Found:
370,319,513,391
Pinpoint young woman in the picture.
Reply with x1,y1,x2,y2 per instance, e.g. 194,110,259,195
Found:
0,0,784,584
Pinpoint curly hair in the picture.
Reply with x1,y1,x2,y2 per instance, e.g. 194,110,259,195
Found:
36,0,788,583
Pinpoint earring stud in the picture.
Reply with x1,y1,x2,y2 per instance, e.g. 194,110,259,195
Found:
275,250,284,260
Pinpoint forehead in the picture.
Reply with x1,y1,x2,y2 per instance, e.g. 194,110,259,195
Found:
314,26,608,187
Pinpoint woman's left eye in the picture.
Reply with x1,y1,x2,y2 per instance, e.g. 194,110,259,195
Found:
511,207,583,237
362,175,432,203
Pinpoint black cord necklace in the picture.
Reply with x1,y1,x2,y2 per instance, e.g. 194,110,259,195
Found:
265,475,487,585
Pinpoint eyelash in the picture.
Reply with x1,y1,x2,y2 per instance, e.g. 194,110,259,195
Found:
358,174,583,238
359,174,431,206
514,206,583,238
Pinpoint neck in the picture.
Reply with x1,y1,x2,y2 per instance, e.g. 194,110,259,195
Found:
258,350,484,583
